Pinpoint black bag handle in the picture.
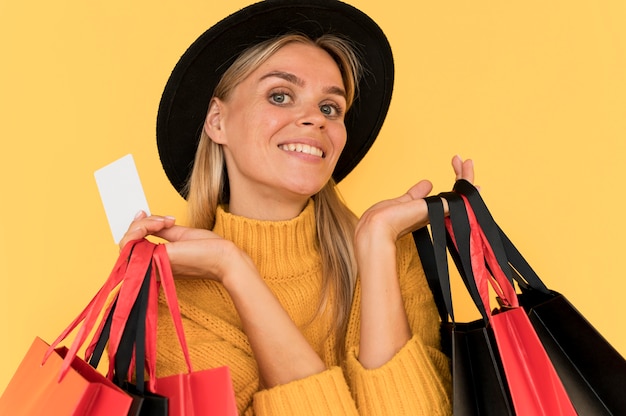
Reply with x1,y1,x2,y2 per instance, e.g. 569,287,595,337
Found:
439,191,492,321
413,194,492,323
88,297,117,369
414,196,452,323
89,262,152,394
128,262,151,392
453,179,551,295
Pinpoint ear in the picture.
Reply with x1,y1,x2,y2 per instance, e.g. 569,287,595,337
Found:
204,98,227,144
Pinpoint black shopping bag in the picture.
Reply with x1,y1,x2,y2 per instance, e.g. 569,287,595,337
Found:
455,179,626,415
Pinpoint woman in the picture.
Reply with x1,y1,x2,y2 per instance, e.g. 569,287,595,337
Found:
121,1,473,414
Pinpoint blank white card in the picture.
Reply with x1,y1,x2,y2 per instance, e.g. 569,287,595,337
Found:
94,154,151,244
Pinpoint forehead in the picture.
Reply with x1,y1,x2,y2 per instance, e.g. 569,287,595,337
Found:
254,42,343,83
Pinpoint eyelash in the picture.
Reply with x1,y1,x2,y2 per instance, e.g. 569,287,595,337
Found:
269,90,292,105
320,102,343,118
269,91,344,118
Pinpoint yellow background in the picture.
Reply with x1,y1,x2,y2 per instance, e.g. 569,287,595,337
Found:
1,0,625,393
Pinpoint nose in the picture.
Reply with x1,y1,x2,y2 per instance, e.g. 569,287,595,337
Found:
297,105,326,129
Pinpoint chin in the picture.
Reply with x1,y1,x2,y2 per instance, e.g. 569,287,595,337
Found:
286,180,329,199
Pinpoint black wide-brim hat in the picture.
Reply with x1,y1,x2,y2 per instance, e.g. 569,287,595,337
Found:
157,0,394,197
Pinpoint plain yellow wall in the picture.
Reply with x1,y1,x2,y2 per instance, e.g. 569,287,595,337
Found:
1,0,625,393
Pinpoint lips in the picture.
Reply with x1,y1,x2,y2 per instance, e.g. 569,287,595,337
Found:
278,143,325,158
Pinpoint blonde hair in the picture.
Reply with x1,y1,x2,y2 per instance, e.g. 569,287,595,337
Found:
185,33,362,360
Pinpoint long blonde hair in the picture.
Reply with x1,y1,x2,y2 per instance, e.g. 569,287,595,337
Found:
185,33,362,360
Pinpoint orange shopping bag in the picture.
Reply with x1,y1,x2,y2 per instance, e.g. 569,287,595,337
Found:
0,240,141,415
0,337,132,415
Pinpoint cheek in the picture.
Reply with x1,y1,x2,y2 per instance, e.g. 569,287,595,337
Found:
228,106,273,143
330,124,348,153
248,106,286,137
263,115,284,133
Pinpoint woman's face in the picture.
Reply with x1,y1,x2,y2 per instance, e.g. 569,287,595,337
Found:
205,42,348,213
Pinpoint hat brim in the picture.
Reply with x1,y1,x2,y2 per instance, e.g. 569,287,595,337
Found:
157,0,394,197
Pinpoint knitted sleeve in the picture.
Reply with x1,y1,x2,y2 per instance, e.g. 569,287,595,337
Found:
252,367,359,415
344,234,452,415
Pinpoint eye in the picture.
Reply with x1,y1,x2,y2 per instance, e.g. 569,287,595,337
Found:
269,91,291,105
320,103,343,118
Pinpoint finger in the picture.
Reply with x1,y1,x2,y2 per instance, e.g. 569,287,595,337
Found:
134,210,147,221
393,197,431,237
461,158,474,183
452,155,475,183
119,213,176,249
153,224,221,243
405,180,433,200
452,155,463,179
392,180,433,204
164,238,236,281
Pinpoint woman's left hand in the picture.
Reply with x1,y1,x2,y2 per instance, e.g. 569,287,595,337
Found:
355,155,474,244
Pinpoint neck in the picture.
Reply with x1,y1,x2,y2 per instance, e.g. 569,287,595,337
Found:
227,190,310,221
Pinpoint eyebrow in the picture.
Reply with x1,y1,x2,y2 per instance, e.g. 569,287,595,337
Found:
259,71,346,99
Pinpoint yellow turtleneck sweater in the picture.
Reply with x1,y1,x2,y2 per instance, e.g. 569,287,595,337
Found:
156,200,452,415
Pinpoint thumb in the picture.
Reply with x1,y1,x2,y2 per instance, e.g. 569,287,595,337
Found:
405,180,433,200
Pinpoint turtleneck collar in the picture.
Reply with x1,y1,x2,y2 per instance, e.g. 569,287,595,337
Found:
212,199,320,280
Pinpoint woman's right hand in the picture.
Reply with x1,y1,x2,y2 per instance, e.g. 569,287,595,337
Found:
119,211,258,284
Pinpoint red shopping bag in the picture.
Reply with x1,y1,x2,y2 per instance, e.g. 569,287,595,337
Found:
155,366,236,416
460,195,576,415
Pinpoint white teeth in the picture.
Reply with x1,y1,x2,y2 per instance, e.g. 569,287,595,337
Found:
279,143,324,157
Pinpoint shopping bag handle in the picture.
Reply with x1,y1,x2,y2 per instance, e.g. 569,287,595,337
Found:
153,243,194,374
413,196,450,322
44,239,146,381
440,191,492,321
86,241,164,393
112,256,158,392
414,193,494,323
51,238,195,384
85,240,156,382
88,265,151,387
453,180,551,295
113,259,152,392
106,241,156,379
459,194,519,315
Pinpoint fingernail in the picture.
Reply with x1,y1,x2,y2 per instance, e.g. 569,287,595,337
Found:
134,210,144,219
165,216,176,221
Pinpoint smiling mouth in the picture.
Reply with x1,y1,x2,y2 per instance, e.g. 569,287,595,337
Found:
278,143,325,158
